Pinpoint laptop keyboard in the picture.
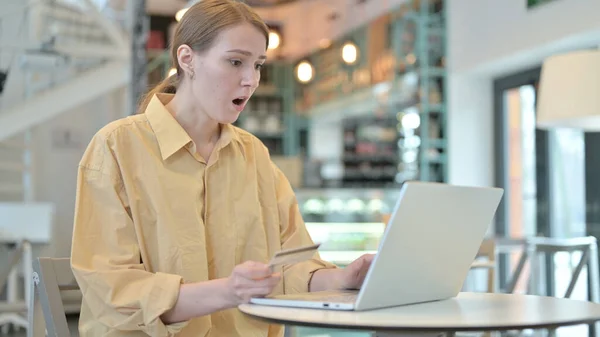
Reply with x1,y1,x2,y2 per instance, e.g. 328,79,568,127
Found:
274,290,358,303
312,293,358,303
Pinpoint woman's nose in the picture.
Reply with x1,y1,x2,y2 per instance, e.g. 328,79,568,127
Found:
241,69,259,88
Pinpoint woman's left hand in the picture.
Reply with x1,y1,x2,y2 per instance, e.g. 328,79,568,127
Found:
337,254,375,290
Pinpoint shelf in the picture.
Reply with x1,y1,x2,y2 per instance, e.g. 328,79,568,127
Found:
423,154,446,164
427,139,447,148
319,250,378,265
305,222,386,234
342,155,398,162
295,188,402,202
291,0,448,184
421,104,445,114
254,84,283,97
251,131,285,138
421,67,446,77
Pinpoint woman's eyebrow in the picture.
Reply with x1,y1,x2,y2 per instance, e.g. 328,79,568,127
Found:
226,49,267,60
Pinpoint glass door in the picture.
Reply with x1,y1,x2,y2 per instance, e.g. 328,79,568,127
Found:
503,83,539,240
495,71,549,295
494,68,588,336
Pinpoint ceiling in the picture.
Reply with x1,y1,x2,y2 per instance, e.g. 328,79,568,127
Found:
144,0,408,61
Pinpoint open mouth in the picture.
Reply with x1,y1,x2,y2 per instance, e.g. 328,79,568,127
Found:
231,96,249,112
232,97,247,106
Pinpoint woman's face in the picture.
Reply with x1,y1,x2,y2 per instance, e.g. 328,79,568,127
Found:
180,23,267,124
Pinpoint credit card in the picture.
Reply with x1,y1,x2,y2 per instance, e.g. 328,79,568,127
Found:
268,243,321,268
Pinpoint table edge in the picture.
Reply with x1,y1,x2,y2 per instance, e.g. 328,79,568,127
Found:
238,306,600,332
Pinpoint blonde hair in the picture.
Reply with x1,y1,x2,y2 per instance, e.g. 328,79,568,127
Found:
137,0,269,113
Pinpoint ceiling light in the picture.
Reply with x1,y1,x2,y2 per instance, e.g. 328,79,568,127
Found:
296,61,314,84
401,113,421,130
268,31,281,50
175,8,188,22
342,41,358,65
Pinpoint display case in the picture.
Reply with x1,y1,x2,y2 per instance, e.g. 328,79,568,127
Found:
296,188,401,266
291,188,401,337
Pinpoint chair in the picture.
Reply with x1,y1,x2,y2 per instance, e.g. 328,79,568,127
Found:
469,238,497,293
526,236,600,301
494,237,529,294
0,202,54,333
0,240,31,330
465,237,531,294
28,257,79,337
496,236,600,337
527,236,600,337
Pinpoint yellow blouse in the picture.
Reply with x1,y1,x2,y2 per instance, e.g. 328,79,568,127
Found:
71,93,335,337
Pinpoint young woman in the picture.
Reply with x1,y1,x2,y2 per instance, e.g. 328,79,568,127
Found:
70,0,374,336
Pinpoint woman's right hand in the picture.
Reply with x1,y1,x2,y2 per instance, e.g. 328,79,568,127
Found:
225,261,281,305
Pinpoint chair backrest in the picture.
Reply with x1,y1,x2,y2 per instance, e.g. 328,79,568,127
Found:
477,238,496,261
526,236,600,301
528,236,597,253
475,238,497,292
28,257,79,337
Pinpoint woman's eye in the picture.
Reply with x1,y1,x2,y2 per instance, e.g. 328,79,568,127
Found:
230,60,242,66
255,64,264,70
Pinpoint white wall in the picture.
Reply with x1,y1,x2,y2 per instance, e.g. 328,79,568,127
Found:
31,89,126,258
0,88,125,285
447,0,600,187
447,74,494,186
449,0,600,75
0,0,130,259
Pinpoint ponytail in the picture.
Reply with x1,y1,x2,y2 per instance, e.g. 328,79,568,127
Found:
136,74,179,114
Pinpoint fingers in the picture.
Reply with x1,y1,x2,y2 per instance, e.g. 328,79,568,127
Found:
340,254,375,290
349,254,373,272
237,261,274,280
247,278,281,295
246,273,281,288
357,254,374,276
237,286,276,303
229,261,283,304
357,261,370,281
233,274,281,303
232,271,281,289
361,253,375,263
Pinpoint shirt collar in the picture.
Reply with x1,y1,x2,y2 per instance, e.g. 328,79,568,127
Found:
219,122,242,148
145,93,242,161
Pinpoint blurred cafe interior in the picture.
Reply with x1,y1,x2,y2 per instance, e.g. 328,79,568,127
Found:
1,0,600,336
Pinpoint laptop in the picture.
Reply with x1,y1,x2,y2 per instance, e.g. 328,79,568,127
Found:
250,181,504,311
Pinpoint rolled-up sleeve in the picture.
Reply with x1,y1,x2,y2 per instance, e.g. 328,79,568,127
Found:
70,136,188,336
271,163,337,294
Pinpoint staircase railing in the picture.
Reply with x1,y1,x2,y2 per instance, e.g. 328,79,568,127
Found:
0,0,130,142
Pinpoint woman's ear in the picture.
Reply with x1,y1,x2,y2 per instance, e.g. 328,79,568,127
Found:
177,44,195,80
